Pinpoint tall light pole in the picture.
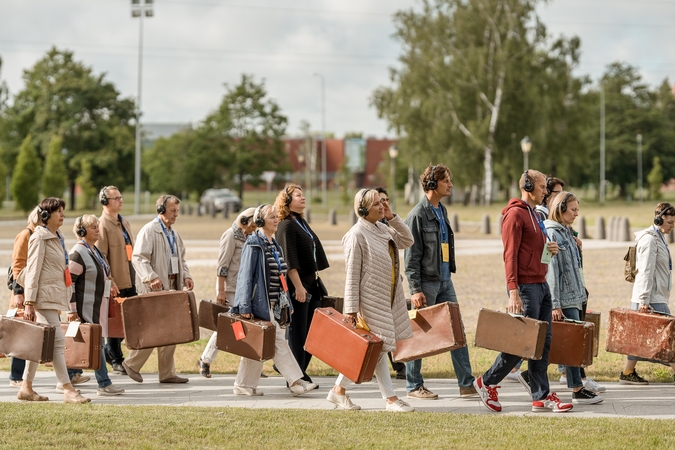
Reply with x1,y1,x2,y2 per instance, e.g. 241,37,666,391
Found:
637,133,643,203
313,73,327,208
520,136,532,171
131,0,153,215
599,82,606,205
388,145,398,210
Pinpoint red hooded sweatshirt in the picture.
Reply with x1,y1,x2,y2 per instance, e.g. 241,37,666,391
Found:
501,198,548,290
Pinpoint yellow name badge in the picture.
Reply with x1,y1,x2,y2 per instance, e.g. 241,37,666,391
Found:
408,310,418,319
442,243,450,262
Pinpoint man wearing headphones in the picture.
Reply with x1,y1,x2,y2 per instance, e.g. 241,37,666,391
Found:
474,170,572,413
403,163,477,400
96,186,135,375
122,194,194,384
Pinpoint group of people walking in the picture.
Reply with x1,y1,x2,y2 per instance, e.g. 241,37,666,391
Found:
7,164,673,412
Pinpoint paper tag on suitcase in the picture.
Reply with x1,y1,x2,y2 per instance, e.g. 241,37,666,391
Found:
541,245,552,264
104,279,112,298
408,310,418,319
232,321,246,340
65,321,81,338
6,308,18,317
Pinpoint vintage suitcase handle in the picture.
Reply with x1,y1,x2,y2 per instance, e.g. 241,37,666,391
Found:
563,318,585,324
648,309,673,317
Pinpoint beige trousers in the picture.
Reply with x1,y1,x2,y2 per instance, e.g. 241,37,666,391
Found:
125,345,177,381
23,309,70,386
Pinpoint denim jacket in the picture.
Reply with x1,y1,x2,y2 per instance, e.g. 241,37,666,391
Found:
404,196,456,294
230,231,292,321
544,220,586,310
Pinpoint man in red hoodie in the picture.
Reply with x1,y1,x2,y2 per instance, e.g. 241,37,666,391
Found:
473,170,573,413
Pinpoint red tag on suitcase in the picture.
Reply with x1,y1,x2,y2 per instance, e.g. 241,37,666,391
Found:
232,321,246,340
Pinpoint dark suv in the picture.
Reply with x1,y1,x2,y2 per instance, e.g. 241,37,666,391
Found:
199,188,242,213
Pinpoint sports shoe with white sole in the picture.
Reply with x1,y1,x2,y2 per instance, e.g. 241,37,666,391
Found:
473,376,501,412
386,399,414,412
583,377,606,393
503,371,520,383
559,375,567,385
326,390,361,410
233,386,264,396
70,373,91,385
289,379,318,396
572,388,603,405
532,392,573,413
517,370,531,395
97,384,125,396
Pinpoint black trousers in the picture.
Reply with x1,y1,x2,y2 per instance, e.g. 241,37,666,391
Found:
105,286,137,365
287,292,321,381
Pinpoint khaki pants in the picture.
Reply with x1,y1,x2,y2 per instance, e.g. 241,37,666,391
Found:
125,345,177,381
24,309,70,386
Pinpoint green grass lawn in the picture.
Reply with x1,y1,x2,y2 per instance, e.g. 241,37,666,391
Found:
1,403,673,449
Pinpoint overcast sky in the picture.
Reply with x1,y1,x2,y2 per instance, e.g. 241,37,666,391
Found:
1,0,674,138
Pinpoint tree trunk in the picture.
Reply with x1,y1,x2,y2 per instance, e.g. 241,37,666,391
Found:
69,179,76,211
237,169,245,203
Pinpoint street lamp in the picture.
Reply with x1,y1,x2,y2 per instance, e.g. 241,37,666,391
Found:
312,73,327,208
388,145,398,210
131,0,154,215
520,136,532,171
599,82,606,205
637,134,643,203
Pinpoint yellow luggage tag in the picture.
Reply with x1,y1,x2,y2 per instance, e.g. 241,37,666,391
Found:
408,309,418,319
355,315,370,331
442,243,450,262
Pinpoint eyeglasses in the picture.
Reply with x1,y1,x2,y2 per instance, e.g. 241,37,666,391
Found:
111,196,123,201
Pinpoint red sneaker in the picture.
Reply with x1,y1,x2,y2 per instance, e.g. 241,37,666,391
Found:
532,392,573,413
473,376,502,412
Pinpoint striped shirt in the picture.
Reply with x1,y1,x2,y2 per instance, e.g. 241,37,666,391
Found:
263,238,287,304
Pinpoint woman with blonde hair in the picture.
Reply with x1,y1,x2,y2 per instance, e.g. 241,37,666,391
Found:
327,189,415,411
274,184,329,384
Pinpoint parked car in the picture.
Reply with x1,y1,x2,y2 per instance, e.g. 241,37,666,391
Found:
199,188,242,214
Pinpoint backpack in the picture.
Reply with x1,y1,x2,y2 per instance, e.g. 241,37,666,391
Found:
7,228,33,291
623,245,638,283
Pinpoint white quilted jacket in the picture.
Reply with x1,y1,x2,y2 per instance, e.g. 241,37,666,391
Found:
342,215,414,352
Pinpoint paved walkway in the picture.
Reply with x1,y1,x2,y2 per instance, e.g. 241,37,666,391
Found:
2,371,674,418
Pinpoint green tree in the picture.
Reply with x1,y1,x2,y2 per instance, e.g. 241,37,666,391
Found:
11,135,42,212
0,47,136,209
0,157,7,209
647,156,663,200
75,158,97,209
42,135,68,198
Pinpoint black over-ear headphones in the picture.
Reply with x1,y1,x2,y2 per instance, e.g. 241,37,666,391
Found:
654,205,674,226
523,170,534,193
426,166,438,191
100,186,109,206
156,195,170,215
559,192,573,214
285,186,293,206
545,177,552,195
76,216,87,238
254,204,267,228
38,206,50,223
240,214,253,226
357,189,371,218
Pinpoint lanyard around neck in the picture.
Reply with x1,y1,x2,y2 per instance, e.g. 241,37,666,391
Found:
156,217,176,255
47,227,69,265
294,217,317,262
81,241,110,277
430,204,448,243
118,214,131,245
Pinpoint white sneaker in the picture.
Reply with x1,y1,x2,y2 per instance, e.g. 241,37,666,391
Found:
290,379,318,397
559,375,567,385
386,399,415,412
97,384,125,396
583,377,607,393
9,380,22,388
326,390,361,410
233,385,264,396
503,371,520,383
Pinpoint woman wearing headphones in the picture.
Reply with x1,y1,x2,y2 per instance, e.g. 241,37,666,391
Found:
327,189,414,411
274,184,329,384
68,214,124,396
620,202,675,385
15,198,90,403
198,207,257,378
230,204,318,397
545,192,603,405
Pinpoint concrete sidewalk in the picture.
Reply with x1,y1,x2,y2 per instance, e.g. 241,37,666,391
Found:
2,371,674,418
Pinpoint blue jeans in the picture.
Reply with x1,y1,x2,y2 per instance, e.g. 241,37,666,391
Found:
561,307,583,389
405,279,475,391
482,283,552,401
94,338,112,389
627,303,672,364
10,357,26,382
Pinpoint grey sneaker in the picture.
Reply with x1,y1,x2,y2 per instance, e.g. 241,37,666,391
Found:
97,384,125,396
406,386,438,400
326,390,361,410
70,373,91,385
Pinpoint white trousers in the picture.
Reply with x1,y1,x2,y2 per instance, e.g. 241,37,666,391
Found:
335,352,396,399
201,332,219,365
234,316,303,389
24,309,70,385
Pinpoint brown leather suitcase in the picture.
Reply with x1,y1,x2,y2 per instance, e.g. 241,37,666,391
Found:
305,307,383,384
215,312,275,361
199,299,230,331
548,319,594,367
321,296,344,314
0,316,55,363
107,297,125,339
392,302,466,363
606,307,675,362
60,322,103,370
584,310,601,357
121,290,200,350
474,308,548,360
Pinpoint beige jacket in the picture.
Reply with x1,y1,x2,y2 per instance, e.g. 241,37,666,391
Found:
342,215,414,352
132,218,191,294
97,211,135,290
22,226,72,310
216,224,246,296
